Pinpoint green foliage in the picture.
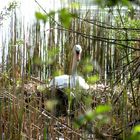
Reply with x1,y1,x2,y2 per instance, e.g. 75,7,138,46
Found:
128,125,140,140
83,65,93,73
18,107,24,135
35,8,76,28
0,1,18,24
95,0,118,7
52,70,63,76
74,104,112,128
82,57,93,74
87,75,100,84
35,10,55,24
58,8,73,28
47,10,55,17
35,12,48,23
33,56,42,65
114,15,140,49
47,47,59,65
43,126,48,140
16,40,24,46
45,99,58,111
95,104,111,113
1,0,140,139
7,1,18,11
84,95,93,108
133,125,140,135
94,0,131,7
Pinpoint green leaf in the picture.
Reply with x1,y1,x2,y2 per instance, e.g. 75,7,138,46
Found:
59,8,72,28
133,125,140,135
85,110,95,121
129,125,140,140
45,100,58,111
33,56,42,65
35,12,48,23
48,47,59,58
7,1,18,11
87,75,100,84
74,115,86,128
16,40,24,45
82,57,93,73
47,47,59,64
95,105,112,114
74,105,112,128
83,65,93,73
53,70,63,76
48,10,55,17
122,0,131,7
95,0,131,7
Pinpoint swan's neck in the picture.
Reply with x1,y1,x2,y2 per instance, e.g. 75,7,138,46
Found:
71,57,78,76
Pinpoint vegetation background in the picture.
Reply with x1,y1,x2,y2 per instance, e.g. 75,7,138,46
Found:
0,0,140,139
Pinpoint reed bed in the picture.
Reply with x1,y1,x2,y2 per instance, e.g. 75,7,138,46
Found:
0,1,140,139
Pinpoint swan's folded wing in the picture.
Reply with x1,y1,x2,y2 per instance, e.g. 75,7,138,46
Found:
50,75,89,90
49,75,70,88
77,76,89,90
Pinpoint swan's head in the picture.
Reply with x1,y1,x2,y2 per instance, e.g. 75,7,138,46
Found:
73,44,82,61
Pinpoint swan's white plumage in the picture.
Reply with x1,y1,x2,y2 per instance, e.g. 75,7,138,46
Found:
49,75,89,90
49,44,89,90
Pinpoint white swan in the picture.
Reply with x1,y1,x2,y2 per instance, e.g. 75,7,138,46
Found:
49,44,89,90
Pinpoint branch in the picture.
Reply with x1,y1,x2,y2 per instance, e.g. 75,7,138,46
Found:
78,17,140,31
34,0,140,51
47,27,140,51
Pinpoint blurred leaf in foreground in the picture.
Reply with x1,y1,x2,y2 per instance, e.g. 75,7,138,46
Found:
87,75,100,84
59,8,73,28
74,104,112,128
45,100,58,111
128,125,140,140
35,12,48,23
